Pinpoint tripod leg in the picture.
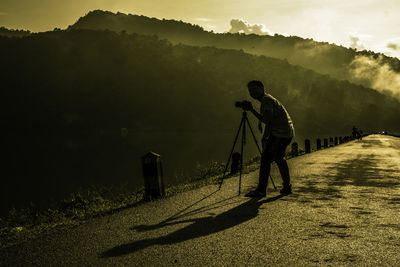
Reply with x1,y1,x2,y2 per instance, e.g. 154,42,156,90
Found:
218,117,244,190
238,116,246,195
245,117,262,154
246,117,277,191
269,173,277,191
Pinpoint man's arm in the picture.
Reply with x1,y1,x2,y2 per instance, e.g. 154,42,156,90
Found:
250,106,273,138
249,107,263,121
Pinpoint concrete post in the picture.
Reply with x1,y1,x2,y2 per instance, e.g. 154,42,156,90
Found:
230,152,241,175
142,152,165,199
316,138,321,150
305,139,311,153
324,138,328,148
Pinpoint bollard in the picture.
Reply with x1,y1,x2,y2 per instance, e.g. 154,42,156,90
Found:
316,138,321,150
329,137,334,147
142,152,165,199
291,142,298,157
334,137,338,146
324,138,328,148
230,152,241,175
305,139,311,153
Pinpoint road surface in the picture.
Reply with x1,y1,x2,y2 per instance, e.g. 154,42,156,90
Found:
1,134,399,266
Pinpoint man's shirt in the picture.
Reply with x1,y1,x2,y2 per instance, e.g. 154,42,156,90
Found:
260,93,295,138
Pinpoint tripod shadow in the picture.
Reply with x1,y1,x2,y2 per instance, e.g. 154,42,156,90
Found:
100,194,285,258
131,193,242,232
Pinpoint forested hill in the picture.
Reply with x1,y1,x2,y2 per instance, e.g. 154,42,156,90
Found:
2,29,400,138
2,28,400,213
69,10,400,97
0,26,31,37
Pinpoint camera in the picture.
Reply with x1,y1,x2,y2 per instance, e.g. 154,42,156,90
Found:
235,100,252,110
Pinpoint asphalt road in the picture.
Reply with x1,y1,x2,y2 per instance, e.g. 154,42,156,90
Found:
1,134,399,266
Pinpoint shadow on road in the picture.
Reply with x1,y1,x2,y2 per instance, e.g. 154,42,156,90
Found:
131,194,242,232
328,154,400,188
100,194,285,258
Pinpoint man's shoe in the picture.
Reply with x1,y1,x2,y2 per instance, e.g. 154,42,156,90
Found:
245,190,266,197
280,187,292,195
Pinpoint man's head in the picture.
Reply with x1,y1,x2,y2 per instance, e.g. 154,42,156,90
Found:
247,80,265,100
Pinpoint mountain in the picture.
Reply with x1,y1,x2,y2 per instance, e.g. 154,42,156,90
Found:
68,10,400,98
2,29,399,137
2,27,400,214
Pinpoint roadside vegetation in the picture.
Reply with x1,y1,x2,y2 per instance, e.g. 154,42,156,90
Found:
0,158,260,250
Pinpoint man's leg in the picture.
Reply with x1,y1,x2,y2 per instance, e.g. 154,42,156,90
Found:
256,151,273,194
276,158,291,190
275,137,292,194
256,136,278,193
245,137,275,197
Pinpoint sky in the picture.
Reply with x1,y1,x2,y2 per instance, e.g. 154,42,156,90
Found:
1,0,400,59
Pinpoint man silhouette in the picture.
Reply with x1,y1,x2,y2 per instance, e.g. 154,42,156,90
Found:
243,80,295,197
352,125,358,139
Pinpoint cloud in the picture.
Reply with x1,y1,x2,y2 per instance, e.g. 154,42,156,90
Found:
194,18,212,22
387,42,399,50
386,38,400,51
348,32,372,51
349,35,365,50
229,19,273,36
192,18,216,32
349,55,400,98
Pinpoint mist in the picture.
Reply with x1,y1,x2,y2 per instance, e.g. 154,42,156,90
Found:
228,19,273,35
349,55,400,99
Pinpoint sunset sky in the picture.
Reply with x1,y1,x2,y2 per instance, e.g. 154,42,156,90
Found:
1,0,400,58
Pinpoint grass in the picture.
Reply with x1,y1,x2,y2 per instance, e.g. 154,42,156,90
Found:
0,184,145,250
0,157,261,250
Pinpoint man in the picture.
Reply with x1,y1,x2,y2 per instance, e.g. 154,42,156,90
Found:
244,80,295,197
352,126,358,140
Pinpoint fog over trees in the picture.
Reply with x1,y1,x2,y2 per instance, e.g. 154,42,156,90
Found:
70,10,400,96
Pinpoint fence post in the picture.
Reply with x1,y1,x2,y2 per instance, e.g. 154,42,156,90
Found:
291,142,298,157
230,152,241,175
329,137,334,147
142,152,165,200
316,138,321,150
339,136,343,144
305,139,311,153
324,138,328,148
334,137,338,146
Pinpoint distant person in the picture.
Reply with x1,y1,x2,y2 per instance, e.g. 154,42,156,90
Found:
243,80,295,197
358,129,363,140
352,125,358,140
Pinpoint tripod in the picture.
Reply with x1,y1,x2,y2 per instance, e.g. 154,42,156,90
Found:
218,110,276,195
